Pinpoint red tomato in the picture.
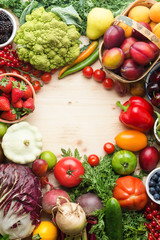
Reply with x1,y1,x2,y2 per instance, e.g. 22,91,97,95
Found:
54,157,85,187
41,72,52,84
103,142,115,154
23,73,31,82
93,69,106,82
83,66,93,78
20,63,32,72
113,176,148,211
0,68,6,74
103,78,114,90
50,69,57,74
31,69,43,77
11,68,21,75
32,80,41,93
88,154,99,166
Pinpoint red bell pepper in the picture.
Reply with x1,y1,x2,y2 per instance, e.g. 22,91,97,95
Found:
116,96,154,132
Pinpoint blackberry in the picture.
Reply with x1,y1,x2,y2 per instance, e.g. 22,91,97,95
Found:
6,20,13,32
0,21,7,33
0,21,12,34
0,11,9,21
0,34,9,44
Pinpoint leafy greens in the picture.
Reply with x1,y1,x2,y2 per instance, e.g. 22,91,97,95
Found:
62,148,148,240
1,0,156,35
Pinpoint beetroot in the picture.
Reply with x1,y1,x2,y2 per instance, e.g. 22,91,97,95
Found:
42,189,70,214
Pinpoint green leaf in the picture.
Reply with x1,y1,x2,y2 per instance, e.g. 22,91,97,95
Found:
0,234,10,240
50,5,82,31
19,0,43,26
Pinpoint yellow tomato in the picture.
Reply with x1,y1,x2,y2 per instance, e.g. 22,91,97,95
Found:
32,221,58,240
115,130,147,152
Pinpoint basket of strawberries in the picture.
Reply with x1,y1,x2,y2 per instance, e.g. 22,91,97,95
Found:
0,73,35,123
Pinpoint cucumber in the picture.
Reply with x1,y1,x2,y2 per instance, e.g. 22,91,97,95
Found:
104,197,123,240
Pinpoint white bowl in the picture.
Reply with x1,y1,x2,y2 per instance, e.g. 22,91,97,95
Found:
154,118,160,145
0,8,17,48
146,167,160,205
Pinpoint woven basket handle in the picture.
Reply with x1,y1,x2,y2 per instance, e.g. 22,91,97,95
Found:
115,15,160,49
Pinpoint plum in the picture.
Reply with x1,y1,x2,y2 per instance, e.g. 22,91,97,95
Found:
130,41,155,65
139,146,159,172
120,59,145,80
120,37,137,58
147,41,160,61
103,25,125,49
132,22,152,40
102,47,124,69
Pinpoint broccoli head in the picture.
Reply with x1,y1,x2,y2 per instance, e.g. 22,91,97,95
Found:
14,7,81,72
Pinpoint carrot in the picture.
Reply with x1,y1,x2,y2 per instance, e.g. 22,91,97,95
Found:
58,41,99,78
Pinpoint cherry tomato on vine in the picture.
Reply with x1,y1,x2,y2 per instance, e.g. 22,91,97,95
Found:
0,68,6,74
32,80,41,93
31,69,43,77
103,78,114,90
23,73,31,82
103,142,115,154
41,72,52,84
50,68,57,74
20,63,32,72
93,69,106,82
11,68,21,75
88,154,99,166
83,66,93,78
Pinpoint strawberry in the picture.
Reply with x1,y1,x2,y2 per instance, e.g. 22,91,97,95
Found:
11,99,23,109
0,96,10,111
23,98,35,113
23,85,33,99
1,92,11,101
0,76,13,93
11,87,24,103
1,109,17,121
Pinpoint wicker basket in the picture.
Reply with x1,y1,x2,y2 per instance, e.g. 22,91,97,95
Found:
99,0,160,83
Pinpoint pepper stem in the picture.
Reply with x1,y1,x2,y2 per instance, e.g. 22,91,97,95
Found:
116,101,129,112
24,140,30,146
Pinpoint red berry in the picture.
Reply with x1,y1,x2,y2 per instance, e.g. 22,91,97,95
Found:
154,232,159,238
152,210,158,216
7,44,12,49
151,220,157,226
147,214,153,220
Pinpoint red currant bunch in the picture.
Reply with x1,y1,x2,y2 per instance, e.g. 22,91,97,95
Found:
144,201,160,240
0,44,21,68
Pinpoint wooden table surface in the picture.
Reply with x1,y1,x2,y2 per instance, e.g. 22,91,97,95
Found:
26,53,129,160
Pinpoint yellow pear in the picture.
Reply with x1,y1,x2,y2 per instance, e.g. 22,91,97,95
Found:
86,7,114,40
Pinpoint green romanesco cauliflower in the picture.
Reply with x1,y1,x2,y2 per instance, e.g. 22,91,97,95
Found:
14,7,81,72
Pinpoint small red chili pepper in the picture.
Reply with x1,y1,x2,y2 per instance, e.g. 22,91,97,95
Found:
116,96,154,132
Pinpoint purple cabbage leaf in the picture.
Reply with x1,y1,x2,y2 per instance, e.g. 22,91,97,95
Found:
0,163,42,239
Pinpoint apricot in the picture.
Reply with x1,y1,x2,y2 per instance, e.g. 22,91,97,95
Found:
153,23,160,39
118,22,133,38
102,47,124,69
128,6,150,23
149,2,160,23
